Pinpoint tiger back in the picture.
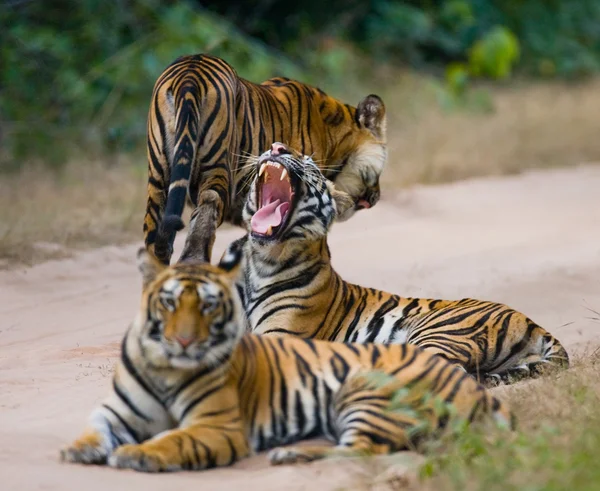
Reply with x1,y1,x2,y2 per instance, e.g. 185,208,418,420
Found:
220,143,569,386
60,249,513,472
144,54,386,266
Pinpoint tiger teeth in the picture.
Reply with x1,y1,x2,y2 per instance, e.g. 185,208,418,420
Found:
259,161,288,181
266,226,273,235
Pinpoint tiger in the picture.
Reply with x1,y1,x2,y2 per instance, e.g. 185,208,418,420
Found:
60,248,513,473
144,53,386,266
218,143,570,386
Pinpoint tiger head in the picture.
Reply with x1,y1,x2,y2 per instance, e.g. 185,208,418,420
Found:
242,143,355,249
133,248,245,370
326,94,386,221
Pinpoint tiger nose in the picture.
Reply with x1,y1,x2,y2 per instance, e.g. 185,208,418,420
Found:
271,142,289,156
175,334,195,348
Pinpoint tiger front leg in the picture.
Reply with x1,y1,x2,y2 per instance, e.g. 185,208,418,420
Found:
108,425,249,472
60,406,138,465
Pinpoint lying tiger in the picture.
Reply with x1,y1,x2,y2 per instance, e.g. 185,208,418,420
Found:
60,249,513,472
219,143,569,386
144,54,386,265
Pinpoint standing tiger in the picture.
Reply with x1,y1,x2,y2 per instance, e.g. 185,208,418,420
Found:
144,54,386,265
218,143,569,386
60,249,513,472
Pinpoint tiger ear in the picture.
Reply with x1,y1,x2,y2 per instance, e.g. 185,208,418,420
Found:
218,235,247,279
356,94,386,140
137,247,166,288
326,181,355,221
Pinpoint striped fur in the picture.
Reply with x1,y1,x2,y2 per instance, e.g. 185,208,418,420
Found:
60,250,513,472
220,145,570,387
144,54,386,265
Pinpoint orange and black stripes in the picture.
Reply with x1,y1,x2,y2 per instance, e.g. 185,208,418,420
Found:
61,256,512,472
144,54,386,265
221,149,569,387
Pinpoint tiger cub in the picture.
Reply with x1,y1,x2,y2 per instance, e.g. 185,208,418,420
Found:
219,143,569,386
60,249,513,472
144,54,386,265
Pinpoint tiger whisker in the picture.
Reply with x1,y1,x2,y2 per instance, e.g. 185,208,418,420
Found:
237,161,260,170
236,169,257,196
232,151,259,159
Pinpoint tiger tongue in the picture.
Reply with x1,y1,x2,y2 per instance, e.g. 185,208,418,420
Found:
251,199,290,234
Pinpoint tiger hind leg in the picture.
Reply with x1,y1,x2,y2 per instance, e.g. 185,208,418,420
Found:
482,362,549,387
143,187,169,264
270,375,416,466
481,335,570,388
268,434,398,465
481,358,564,388
179,187,227,264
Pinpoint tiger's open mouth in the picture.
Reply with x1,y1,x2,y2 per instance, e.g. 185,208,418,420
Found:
251,155,296,238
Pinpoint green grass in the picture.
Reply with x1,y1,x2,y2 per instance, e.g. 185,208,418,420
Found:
369,351,600,491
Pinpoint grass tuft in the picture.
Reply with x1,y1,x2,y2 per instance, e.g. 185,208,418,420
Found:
368,353,600,491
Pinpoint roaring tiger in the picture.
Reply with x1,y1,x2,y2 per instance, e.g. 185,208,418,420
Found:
144,53,386,265
60,248,513,472
219,143,570,386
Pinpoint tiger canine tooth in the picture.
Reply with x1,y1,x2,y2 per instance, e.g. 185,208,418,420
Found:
280,169,288,181
266,226,273,235
259,163,267,177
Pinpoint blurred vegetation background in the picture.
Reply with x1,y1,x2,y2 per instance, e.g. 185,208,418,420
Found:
3,0,600,170
2,0,600,264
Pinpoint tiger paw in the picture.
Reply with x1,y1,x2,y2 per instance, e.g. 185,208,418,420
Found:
268,446,313,466
482,373,503,388
60,431,108,465
108,443,180,473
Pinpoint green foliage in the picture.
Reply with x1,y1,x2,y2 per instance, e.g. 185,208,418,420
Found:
468,26,520,80
439,26,519,112
445,63,470,95
0,1,302,169
418,366,600,491
365,1,476,67
502,0,600,78
3,0,600,167
420,419,600,491
198,0,600,81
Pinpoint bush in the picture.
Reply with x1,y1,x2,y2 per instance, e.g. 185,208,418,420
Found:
0,1,302,169
2,0,600,167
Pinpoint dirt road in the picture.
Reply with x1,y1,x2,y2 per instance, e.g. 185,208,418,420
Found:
1,165,599,490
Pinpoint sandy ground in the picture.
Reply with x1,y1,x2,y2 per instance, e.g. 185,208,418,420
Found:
1,165,599,490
